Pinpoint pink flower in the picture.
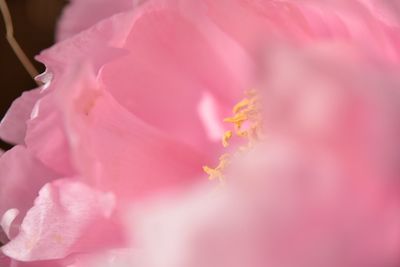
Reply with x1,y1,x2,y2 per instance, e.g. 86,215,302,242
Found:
123,43,400,267
1,0,400,266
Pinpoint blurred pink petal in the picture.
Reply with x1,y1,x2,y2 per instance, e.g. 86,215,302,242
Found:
126,116,400,265
1,179,117,261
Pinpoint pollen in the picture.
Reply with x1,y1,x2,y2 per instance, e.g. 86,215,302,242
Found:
203,153,231,182
222,130,233,148
203,90,263,182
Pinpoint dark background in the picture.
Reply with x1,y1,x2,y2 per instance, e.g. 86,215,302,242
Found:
0,0,66,150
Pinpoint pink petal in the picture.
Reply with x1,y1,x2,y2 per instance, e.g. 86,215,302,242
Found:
1,179,117,261
0,146,57,225
30,11,148,175
44,1,253,155
127,139,400,267
122,41,400,267
38,9,138,74
0,209,19,240
204,0,400,62
100,1,252,153
32,3,237,203
25,99,75,176
57,65,209,201
0,253,10,267
0,89,42,145
63,249,137,267
56,0,134,41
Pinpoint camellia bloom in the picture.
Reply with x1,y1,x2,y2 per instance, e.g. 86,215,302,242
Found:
122,43,400,267
1,0,400,266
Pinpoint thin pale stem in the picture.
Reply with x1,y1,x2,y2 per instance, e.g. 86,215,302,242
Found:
0,0,41,86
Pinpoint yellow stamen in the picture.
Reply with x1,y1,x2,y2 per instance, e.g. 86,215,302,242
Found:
224,112,247,125
203,153,231,182
233,98,250,114
203,90,263,182
222,130,233,147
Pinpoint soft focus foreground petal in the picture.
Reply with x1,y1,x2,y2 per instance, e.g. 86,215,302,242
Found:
58,65,208,202
100,0,253,152
128,185,226,267
1,179,118,261
56,0,134,41
0,146,57,229
260,43,400,179
126,140,400,267
0,89,42,145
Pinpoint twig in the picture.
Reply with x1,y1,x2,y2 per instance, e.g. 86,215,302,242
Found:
0,0,41,86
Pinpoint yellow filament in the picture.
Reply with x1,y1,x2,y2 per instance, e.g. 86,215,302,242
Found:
203,90,262,182
203,153,230,182
222,130,232,148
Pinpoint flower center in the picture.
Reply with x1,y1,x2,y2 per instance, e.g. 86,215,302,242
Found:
203,90,263,182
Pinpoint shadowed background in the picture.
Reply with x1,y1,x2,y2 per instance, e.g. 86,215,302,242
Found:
0,0,66,150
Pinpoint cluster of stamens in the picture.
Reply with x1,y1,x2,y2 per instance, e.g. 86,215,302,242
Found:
203,90,263,182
